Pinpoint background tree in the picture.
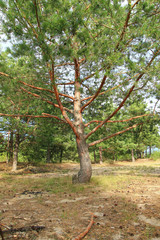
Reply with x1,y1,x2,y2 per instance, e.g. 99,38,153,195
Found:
0,0,160,182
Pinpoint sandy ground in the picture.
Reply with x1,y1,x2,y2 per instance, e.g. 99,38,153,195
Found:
0,159,160,240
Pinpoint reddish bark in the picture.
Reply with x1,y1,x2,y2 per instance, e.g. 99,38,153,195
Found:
89,123,143,147
72,58,92,183
73,213,95,240
81,75,107,112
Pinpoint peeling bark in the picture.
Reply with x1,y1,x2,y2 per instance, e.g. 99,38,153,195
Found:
72,59,92,183
73,137,92,183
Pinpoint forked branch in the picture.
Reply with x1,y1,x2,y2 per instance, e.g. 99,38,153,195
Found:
85,49,159,140
81,75,107,112
49,66,79,138
81,74,137,102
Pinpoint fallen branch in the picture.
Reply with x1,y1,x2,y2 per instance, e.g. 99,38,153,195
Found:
73,213,95,240
2,225,45,234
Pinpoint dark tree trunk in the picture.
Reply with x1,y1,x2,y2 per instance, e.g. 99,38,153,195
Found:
12,132,20,171
131,149,135,162
149,146,152,156
99,147,103,164
59,147,63,163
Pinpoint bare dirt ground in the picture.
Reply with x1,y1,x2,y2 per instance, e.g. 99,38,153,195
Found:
0,159,160,240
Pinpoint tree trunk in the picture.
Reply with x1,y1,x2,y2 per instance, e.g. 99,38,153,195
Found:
12,132,19,171
7,131,13,163
94,149,96,163
73,137,92,183
149,146,152,156
99,147,103,164
131,149,135,162
59,147,63,163
72,58,92,183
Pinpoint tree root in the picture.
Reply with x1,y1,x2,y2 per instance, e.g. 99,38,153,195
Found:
73,213,96,240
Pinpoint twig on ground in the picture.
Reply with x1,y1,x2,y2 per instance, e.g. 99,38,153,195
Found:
73,213,96,240
0,223,10,230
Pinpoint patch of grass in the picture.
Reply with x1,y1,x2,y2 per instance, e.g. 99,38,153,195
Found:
145,226,157,239
16,176,88,194
0,174,92,197
91,175,134,191
0,174,15,183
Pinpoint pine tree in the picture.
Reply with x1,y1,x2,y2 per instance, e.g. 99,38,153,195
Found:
0,0,160,182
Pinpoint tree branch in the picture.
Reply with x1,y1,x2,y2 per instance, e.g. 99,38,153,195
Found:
19,80,74,100
81,68,103,83
20,86,73,114
81,75,107,112
15,0,38,38
85,49,159,139
81,74,135,102
49,66,79,138
33,0,41,30
85,73,143,139
73,213,95,240
42,113,67,123
0,72,11,78
115,0,141,50
89,123,143,147
0,113,58,119
131,0,141,9
84,114,150,127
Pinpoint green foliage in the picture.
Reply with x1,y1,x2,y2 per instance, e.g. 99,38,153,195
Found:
0,152,7,162
150,151,160,161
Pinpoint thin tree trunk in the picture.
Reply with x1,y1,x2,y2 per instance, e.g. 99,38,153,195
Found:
94,149,96,163
12,132,20,171
149,146,152,156
6,131,10,164
99,147,103,164
59,147,63,163
7,131,13,163
131,149,135,162
141,151,144,158
145,149,148,157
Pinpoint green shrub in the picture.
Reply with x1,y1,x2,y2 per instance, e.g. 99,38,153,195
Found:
0,152,7,162
150,151,160,160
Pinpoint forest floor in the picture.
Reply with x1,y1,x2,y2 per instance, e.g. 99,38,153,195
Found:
0,159,160,240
